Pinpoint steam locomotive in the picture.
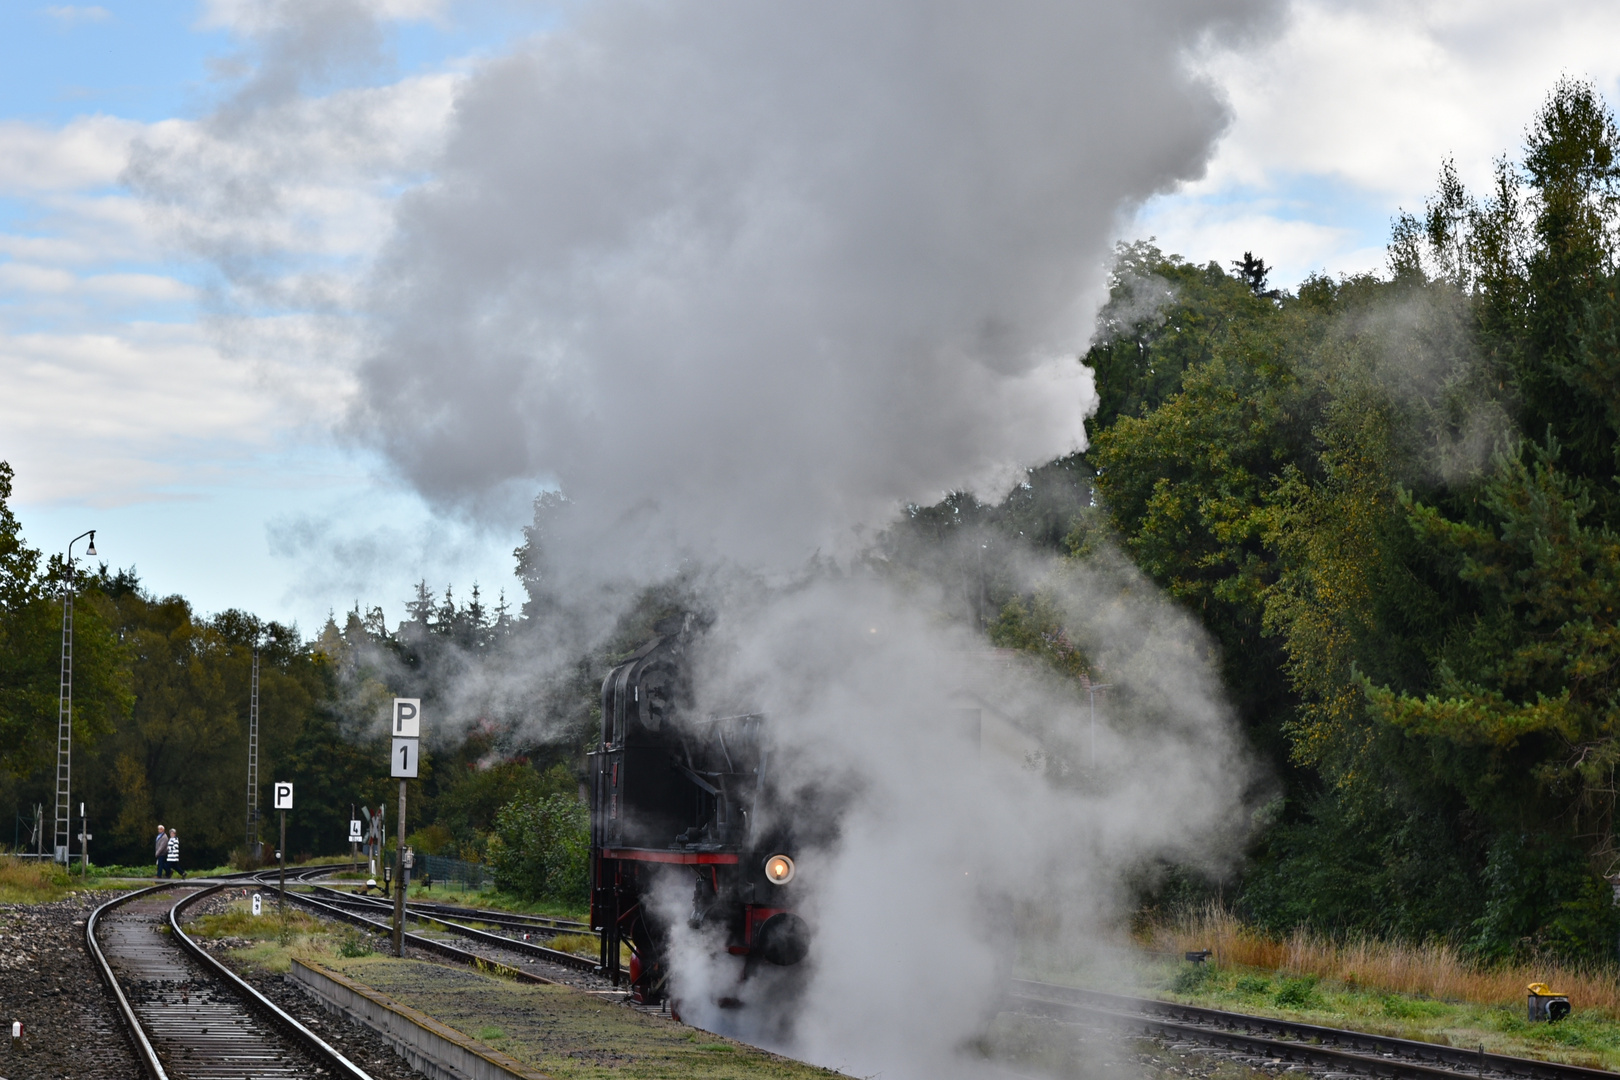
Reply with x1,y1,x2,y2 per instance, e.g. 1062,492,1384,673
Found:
588,617,811,1006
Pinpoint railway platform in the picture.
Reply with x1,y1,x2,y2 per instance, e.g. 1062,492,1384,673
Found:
293,952,846,1080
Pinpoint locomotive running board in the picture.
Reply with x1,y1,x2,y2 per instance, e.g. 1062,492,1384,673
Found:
600,848,740,864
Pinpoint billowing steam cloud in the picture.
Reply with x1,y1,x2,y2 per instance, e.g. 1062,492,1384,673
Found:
354,0,1279,566
136,3,1284,1076
659,555,1254,1077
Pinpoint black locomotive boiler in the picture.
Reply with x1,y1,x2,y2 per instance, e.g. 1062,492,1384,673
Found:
589,620,811,1006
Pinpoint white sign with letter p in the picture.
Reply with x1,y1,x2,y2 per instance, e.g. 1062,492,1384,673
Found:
273,782,293,810
392,698,421,738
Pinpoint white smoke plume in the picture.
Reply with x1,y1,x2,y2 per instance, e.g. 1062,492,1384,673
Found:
352,0,1280,565
649,553,1253,1077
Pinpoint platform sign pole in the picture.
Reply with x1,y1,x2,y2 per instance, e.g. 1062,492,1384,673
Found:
273,782,293,914
389,698,421,957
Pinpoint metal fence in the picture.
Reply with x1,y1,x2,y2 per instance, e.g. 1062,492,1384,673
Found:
416,853,493,892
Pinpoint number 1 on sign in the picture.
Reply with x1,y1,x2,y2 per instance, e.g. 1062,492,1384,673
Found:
391,737,419,778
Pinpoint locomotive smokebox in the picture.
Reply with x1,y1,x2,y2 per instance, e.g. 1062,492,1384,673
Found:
755,912,811,966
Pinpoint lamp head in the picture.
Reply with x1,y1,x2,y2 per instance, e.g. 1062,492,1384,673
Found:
764,854,796,885
85,532,96,557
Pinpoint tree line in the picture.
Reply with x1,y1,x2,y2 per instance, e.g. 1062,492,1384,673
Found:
896,77,1620,960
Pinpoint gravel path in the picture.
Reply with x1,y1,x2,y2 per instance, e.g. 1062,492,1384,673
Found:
0,889,142,1080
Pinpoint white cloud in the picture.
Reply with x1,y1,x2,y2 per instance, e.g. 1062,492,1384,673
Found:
1134,196,1389,283
0,263,78,293
42,6,112,26
0,116,141,194
1196,0,1620,200
199,0,446,35
1138,0,1620,285
126,72,458,303
0,315,359,506
0,325,271,501
83,273,197,301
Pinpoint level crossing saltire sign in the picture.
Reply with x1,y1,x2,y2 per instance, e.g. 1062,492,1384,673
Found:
273,782,293,810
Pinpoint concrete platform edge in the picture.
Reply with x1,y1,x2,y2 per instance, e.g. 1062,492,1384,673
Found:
290,957,552,1080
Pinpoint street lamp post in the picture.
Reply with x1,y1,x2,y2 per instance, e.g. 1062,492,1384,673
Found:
54,529,95,866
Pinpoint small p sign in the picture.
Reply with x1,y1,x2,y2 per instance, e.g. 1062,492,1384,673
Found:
392,698,421,738
273,782,293,810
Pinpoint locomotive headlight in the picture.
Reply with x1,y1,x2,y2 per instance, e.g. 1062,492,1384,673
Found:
764,854,796,885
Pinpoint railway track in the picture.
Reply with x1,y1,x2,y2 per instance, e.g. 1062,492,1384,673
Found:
311,884,591,939
282,885,599,974
1006,980,1618,1080
309,882,588,933
87,873,375,1079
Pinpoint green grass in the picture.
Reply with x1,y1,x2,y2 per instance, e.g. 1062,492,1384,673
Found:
185,898,386,975
186,902,326,940
1030,955,1620,1071
0,857,75,903
410,887,588,922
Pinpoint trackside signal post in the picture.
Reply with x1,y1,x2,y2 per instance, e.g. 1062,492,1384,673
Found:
273,782,293,914
390,698,421,957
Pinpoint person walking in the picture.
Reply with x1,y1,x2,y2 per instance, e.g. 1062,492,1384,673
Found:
166,827,182,880
154,825,167,879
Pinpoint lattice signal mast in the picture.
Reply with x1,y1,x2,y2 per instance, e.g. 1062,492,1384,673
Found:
246,646,261,858
55,529,95,865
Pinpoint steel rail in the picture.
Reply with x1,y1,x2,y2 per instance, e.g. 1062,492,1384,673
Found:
87,880,377,1080
168,883,375,1079
398,900,588,932
273,887,569,981
85,883,175,1079
296,884,596,972
1007,980,1617,1080
311,884,591,937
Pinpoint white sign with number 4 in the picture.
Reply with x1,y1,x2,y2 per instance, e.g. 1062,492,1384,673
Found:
391,738,419,778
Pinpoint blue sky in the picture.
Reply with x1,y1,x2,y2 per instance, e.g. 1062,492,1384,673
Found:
2,1,552,631
5,0,1620,634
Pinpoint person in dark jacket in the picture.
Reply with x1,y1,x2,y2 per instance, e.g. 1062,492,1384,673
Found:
154,825,167,879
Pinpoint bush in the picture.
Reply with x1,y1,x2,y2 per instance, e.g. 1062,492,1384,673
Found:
1235,975,1271,995
405,824,454,856
1171,963,1216,993
486,792,589,905
1273,976,1320,1008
